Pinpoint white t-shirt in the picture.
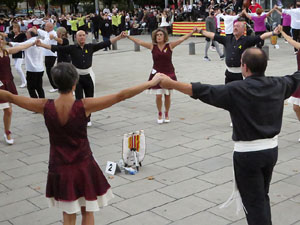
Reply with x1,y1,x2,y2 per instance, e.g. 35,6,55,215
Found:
220,14,239,34
282,8,300,29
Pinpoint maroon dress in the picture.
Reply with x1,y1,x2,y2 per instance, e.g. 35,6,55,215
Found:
0,50,18,104
44,100,111,202
148,43,177,89
292,51,300,98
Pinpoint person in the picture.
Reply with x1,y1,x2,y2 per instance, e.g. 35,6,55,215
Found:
100,13,112,51
68,16,78,42
280,2,300,54
49,27,71,63
158,47,300,225
249,0,262,13
1,23,27,88
36,22,58,93
203,10,224,61
124,27,198,123
219,9,241,37
279,25,300,141
0,62,162,225
90,13,102,41
0,33,35,145
198,20,280,84
274,5,292,43
242,7,276,48
10,28,47,99
36,30,125,127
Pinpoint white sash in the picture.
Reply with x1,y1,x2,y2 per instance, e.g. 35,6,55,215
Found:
76,67,95,85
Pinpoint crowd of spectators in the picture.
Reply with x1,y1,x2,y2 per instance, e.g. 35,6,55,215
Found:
0,0,294,41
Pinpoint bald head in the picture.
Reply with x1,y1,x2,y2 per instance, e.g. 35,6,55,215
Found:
241,47,268,75
76,30,86,46
45,22,54,32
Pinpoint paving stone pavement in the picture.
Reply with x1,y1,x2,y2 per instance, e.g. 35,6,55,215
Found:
0,34,300,225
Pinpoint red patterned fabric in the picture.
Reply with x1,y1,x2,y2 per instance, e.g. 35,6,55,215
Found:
148,43,177,89
0,50,17,104
44,100,110,201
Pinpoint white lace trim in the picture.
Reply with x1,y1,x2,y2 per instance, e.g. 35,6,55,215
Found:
47,188,114,214
145,89,173,95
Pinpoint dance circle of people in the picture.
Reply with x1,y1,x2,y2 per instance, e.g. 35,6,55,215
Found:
1,6,300,225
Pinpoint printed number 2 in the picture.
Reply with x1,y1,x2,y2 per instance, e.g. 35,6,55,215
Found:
108,164,113,171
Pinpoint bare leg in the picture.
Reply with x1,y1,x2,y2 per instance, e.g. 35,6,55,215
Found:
63,212,76,225
156,94,163,120
164,94,171,121
81,207,94,225
293,104,300,121
3,106,12,140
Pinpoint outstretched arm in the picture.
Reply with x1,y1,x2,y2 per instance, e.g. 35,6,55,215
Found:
6,41,35,55
159,74,193,96
0,90,48,113
83,75,162,116
197,28,216,40
279,25,300,50
124,32,153,50
35,39,53,50
266,7,276,17
110,31,126,44
242,9,252,20
169,27,198,50
260,26,280,40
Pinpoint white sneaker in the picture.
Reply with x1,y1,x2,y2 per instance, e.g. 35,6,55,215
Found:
87,121,92,127
210,46,216,51
203,56,211,61
19,83,26,88
49,89,58,93
157,118,164,124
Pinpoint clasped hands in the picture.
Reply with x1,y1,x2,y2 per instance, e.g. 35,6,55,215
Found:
151,73,174,89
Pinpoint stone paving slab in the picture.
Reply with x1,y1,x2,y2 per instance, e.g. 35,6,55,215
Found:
0,35,300,225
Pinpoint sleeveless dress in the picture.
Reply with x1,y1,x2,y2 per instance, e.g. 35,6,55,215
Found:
0,50,18,109
44,100,113,214
147,43,177,95
288,51,300,106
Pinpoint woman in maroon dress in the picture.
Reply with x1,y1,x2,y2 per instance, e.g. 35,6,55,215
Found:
0,63,161,225
279,25,300,141
0,34,34,144
125,27,197,123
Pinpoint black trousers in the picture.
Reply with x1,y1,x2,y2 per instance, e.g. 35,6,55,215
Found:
255,31,265,48
292,28,300,52
93,26,99,40
75,74,94,122
225,69,243,84
75,74,94,99
45,56,57,89
234,147,278,225
26,71,45,98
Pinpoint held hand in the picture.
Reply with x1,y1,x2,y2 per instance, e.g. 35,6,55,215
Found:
150,73,163,86
49,34,55,40
192,27,197,33
159,74,173,89
120,31,127,39
35,39,42,46
277,25,283,33
273,26,280,35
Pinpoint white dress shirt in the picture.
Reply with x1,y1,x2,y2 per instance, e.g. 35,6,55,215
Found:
11,37,46,72
37,29,57,57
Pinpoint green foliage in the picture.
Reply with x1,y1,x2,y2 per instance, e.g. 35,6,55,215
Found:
0,0,22,14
